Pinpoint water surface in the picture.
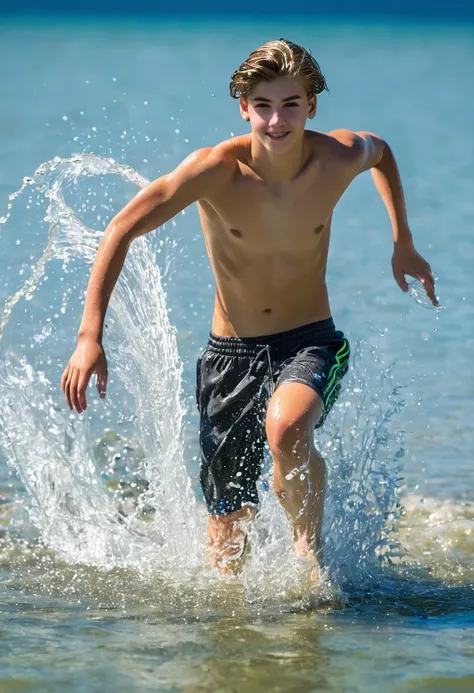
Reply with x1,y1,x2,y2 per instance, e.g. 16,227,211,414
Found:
0,17,473,693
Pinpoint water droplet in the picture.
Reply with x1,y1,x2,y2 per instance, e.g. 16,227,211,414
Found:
407,279,443,312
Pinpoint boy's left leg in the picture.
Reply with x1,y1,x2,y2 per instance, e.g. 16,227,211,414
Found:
265,331,350,562
265,381,326,562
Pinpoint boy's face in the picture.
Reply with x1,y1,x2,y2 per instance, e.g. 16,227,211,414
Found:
240,75,316,153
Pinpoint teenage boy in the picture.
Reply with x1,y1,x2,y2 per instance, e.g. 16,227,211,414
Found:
61,39,437,574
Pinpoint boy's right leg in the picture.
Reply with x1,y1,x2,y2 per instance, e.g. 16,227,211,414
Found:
196,339,267,573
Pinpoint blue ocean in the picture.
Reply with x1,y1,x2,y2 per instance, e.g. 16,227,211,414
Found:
1,14,473,693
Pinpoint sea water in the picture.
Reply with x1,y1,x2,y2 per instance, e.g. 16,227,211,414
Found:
0,17,473,693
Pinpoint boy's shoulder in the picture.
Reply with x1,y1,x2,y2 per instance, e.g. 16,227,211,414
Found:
306,129,378,176
308,128,365,159
183,136,248,179
192,136,249,163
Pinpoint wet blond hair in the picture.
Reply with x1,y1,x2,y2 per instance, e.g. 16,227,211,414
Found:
229,38,328,100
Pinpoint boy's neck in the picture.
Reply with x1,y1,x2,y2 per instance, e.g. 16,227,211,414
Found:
249,132,309,183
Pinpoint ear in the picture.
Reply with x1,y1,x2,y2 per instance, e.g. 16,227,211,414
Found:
307,94,317,120
239,97,250,122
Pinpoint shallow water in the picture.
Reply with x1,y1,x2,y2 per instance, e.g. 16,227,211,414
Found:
1,16,473,693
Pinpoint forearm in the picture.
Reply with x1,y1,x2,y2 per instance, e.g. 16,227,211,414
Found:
371,142,413,246
77,220,131,342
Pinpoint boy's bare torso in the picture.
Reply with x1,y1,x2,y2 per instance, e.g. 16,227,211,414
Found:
196,131,360,337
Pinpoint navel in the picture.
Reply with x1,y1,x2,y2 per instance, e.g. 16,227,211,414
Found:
263,308,272,315
230,228,243,238
314,224,324,235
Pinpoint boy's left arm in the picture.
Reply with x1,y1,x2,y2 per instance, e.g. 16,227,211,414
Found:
357,131,439,307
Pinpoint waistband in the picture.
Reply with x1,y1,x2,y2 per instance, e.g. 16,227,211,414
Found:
208,318,337,357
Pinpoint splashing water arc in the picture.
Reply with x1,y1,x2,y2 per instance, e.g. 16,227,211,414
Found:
0,153,404,598
0,154,202,571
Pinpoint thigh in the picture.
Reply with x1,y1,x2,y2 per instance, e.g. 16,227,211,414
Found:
274,336,350,428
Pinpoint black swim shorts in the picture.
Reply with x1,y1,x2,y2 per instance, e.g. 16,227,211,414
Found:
196,318,350,515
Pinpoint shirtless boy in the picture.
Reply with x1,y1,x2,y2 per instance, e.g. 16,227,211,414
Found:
61,39,437,574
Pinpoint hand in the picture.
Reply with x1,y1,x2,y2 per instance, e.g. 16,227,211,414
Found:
61,337,108,414
391,242,439,307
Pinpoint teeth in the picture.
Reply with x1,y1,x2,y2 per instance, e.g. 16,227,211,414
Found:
268,132,288,138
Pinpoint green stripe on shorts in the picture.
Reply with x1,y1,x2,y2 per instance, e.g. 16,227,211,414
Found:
323,339,350,409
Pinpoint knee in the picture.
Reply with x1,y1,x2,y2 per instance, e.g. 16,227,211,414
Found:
266,413,311,459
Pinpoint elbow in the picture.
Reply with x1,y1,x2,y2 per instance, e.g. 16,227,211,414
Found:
103,216,136,249
354,132,386,171
371,137,389,170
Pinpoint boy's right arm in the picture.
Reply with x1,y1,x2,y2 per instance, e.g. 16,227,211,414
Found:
61,147,231,413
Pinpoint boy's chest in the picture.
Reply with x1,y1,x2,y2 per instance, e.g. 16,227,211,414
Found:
207,174,340,250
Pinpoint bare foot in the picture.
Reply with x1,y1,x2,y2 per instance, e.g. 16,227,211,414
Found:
206,505,254,575
293,526,324,582
293,525,318,558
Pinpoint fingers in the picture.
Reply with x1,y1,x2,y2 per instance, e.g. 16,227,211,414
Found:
61,365,73,410
69,370,82,414
394,270,409,293
419,273,440,307
62,366,93,414
422,280,439,308
77,371,92,412
96,368,108,399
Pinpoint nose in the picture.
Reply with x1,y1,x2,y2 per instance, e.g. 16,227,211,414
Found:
269,109,285,127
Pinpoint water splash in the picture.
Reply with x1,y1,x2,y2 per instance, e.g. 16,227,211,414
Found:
240,348,406,606
0,153,202,572
407,278,444,313
0,153,408,606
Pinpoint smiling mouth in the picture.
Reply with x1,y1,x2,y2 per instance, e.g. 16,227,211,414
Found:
266,131,290,140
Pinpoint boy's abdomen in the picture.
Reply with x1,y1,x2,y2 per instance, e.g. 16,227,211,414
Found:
211,268,332,338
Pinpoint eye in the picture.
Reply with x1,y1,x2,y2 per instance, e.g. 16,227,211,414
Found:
255,103,270,108
284,102,299,108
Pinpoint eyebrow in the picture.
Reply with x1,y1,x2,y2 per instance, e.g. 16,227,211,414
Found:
253,95,303,103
